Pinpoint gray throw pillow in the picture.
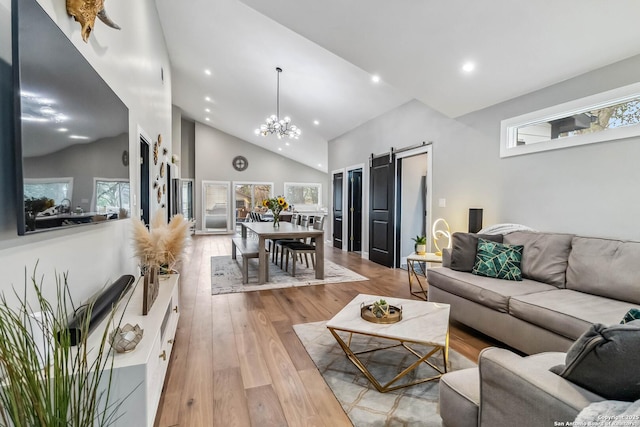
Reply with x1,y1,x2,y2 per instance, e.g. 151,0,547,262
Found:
550,321,640,401
450,233,503,272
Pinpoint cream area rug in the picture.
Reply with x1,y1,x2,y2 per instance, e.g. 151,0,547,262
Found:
210,256,368,295
294,321,476,426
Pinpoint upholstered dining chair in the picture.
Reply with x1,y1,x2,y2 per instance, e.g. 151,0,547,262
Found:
275,215,309,268
269,213,300,262
282,215,325,276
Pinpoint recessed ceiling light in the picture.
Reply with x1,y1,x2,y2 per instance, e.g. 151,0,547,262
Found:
205,108,210,113
318,163,322,167
462,62,475,73
205,117,210,121
278,147,282,151
371,75,381,83
313,120,319,125
57,127,68,132
204,69,211,76
69,135,89,140
285,142,290,146
205,96,211,102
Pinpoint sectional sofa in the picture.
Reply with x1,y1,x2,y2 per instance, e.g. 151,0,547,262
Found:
427,230,640,355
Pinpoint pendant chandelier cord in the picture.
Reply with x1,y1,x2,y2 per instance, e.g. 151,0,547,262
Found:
276,67,282,120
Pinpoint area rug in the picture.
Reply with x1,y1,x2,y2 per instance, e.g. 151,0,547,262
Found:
211,256,368,295
293,320,476,426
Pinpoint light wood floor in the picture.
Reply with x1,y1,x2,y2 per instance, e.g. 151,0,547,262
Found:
154,235,498,427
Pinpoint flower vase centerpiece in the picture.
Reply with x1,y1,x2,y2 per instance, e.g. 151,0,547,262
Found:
262,196,288,227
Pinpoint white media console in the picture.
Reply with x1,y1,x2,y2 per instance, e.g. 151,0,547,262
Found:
87,273,180,426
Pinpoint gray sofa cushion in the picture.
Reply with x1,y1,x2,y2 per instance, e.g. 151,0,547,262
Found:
566,236,640,304
509,289,634,340
428,267,557,313
504,231,574,288
551,321,640,401
450,233,503,272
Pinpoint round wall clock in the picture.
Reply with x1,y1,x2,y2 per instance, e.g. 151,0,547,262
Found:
232,155,248,171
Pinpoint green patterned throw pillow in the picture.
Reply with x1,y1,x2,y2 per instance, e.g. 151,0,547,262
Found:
621,308,640,324
472,238,524,281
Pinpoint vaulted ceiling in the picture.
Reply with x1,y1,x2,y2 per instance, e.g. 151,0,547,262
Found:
156,0,640,172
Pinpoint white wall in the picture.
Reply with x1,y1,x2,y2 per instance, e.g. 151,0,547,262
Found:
400,153,427,262
329,54,640,255
0,0,172,306
194,123,329,231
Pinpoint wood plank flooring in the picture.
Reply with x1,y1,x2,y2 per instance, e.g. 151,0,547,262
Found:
154,235,498,427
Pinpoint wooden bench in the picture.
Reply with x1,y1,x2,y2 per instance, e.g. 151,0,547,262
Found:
231,237,269,284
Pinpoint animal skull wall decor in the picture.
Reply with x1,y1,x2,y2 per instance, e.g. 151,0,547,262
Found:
66,0,121,42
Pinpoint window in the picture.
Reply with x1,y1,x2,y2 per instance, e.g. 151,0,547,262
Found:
234,182,273,209
94,179,130,214
24,177,73,205
501,82,640,158
284,182,321,212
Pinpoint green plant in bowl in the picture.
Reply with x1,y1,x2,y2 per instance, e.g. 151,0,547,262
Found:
371,298,390,318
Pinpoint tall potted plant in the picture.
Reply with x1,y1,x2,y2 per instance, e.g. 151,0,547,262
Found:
0,269,127,427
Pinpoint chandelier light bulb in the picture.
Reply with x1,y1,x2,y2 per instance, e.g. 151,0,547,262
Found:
255,67,302,140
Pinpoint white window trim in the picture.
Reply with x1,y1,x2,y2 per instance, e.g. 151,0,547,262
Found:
501,82,640,158
24,177,74,201
92,177,130,212
284,182,322,212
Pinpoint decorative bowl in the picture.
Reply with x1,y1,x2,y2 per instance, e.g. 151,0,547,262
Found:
109,323,143,353
360,301,402,324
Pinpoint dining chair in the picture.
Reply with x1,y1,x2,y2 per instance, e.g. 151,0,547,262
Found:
268,212,301,263
276,215,310,268
282,215,325,276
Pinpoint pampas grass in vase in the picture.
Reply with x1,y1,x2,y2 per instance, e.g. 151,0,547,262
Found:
132,210,191,274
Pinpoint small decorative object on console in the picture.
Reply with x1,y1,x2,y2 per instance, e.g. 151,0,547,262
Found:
360,299,402,324
109,323,144,353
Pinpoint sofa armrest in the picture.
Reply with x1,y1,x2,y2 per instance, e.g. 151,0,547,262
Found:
478,347,604,427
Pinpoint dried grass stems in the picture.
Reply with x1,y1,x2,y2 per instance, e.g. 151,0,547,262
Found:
132,211,192,272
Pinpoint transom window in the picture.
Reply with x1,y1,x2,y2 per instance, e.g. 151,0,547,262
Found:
24,177,73,205
284,182,321,212
501,82,640,158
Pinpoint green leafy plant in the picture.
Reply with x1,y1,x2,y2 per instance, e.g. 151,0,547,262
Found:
371,299,389,318
412,235,427,245
0,267,129,427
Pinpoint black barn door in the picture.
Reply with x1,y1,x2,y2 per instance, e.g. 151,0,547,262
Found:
369,154,395,267
332,172,344,249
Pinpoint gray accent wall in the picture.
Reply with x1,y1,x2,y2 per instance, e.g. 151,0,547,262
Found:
181,118,195,179
329,54,640,253
23,134,128,212
195,122,328,231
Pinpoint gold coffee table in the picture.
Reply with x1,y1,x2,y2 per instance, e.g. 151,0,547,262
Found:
326,293,450,393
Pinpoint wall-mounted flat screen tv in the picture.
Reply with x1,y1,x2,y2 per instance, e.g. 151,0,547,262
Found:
14,0,129,235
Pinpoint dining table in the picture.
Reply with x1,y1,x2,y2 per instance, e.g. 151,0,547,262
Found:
241,221,325,284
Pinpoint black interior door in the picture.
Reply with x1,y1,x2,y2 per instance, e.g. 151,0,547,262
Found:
348,169,362,252
139,137,150,225
333,172,344,249
369,154,395,267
